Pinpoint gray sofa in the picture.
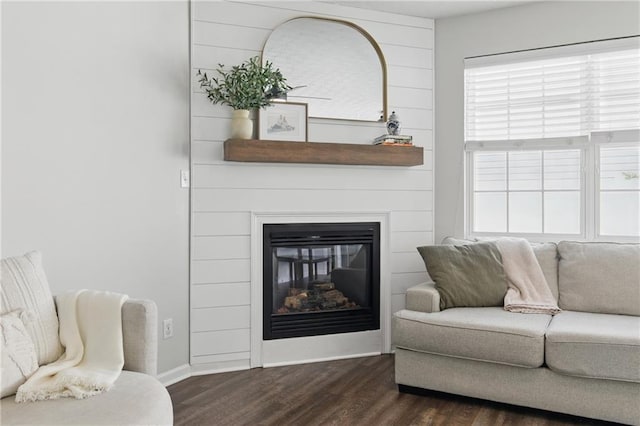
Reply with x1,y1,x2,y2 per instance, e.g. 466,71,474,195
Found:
393,241,640,425
1,299,173,425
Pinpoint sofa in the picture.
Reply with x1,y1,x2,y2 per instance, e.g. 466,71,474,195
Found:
1,252,173,425
393,240,640,425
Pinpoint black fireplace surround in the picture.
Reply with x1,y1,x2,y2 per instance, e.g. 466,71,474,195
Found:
263,222,380,340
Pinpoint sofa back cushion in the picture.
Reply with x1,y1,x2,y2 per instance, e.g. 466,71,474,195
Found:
1,251,63,365
558,241,640,316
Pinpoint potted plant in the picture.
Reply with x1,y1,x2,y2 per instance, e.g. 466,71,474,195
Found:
197,56,292,139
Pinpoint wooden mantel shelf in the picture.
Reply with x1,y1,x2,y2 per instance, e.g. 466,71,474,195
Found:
223,139,424,167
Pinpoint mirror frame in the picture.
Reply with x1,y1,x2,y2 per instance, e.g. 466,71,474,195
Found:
262,16,388,122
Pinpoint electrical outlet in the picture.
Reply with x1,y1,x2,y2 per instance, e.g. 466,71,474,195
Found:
180,170,190,188
163,318,173,339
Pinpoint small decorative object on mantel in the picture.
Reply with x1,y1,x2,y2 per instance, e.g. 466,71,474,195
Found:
196,56,292,140
258,102,308,142
373,134,413,146
386,110,401,135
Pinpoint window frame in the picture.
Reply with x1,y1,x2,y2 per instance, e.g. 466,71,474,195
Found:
465,147,588,243
593,141,640,242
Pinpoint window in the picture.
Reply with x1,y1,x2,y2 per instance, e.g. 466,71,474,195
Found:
472,149,582,235
465,37,640,240
597,141,640,237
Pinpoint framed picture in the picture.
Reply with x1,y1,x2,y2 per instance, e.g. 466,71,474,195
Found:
259,102,308,142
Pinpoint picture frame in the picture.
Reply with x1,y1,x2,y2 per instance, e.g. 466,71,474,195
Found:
258,102,308,142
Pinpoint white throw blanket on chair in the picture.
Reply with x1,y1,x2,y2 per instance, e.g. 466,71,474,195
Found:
16,290,128,402
495,238,561,315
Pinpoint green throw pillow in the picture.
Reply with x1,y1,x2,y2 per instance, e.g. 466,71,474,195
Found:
417,242,507,310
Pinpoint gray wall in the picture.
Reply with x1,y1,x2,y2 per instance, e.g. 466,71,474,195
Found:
1,1,190,374
434,1,640,242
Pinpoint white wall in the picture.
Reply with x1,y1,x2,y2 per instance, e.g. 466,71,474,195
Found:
1,1,190,374
191,1,434,370
434,1,640,242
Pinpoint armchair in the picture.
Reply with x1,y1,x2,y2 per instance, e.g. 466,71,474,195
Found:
1,298,173,425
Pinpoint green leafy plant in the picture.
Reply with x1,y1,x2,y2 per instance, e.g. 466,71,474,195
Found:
197,56,292,110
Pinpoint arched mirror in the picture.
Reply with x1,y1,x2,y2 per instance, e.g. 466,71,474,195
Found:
263,17,387,122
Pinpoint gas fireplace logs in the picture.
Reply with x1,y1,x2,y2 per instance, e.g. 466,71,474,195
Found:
277,282,359,314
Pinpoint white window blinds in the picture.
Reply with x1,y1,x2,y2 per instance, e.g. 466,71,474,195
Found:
465,38,640,146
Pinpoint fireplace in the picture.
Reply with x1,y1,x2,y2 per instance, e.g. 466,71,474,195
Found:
263,222,380,340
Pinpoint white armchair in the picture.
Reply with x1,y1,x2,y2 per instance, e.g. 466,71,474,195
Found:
1,299,173,425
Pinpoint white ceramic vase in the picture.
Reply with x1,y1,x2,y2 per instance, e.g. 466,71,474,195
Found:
230,109,253,139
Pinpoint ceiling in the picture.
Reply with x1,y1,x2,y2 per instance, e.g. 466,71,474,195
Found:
331,1,540,19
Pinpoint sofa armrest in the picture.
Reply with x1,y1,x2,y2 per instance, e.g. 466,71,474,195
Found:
405,282,441,313
122,299,158,375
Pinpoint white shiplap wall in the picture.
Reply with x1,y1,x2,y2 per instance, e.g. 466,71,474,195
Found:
191,0,434,370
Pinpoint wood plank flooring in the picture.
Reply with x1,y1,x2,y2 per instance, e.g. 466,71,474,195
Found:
168,355,614,426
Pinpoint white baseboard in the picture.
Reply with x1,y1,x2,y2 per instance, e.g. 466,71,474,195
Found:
190,359,251,376
263,351,381,368
157,364,191,387
158,359,252,387
159,351,385,387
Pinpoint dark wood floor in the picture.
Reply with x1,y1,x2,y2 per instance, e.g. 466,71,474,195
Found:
168,354,614,426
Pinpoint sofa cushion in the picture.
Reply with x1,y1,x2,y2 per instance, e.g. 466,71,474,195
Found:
0,371,173,425
0,311,38,398
442,237,559,301
546,311,640,383
393,307,552,368
416,243,507,309
557,241,640,316
1,252,63,365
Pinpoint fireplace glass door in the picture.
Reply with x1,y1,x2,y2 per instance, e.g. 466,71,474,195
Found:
263,223,380,340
